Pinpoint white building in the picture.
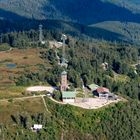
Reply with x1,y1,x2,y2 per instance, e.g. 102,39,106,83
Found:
31,124,43,131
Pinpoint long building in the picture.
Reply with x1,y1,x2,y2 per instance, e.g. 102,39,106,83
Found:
62,91,76,103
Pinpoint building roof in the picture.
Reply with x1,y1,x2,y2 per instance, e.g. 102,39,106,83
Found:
33,124,43,129
62,91,76,98
61,71,67,75
88,83,99,91
96,87,109,93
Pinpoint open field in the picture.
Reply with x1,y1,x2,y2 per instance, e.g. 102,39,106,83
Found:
0,86,26,99
0,97,45,124
0,48,50,85
0,48,52,98
0,48,44,65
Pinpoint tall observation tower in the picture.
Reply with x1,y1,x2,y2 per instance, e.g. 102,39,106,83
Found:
60,71,68,91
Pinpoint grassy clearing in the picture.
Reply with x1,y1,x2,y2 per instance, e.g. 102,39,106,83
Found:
76,92,84,98
0,48,52,98
114,73,130,82
0,48,50,81
107,71,130,83
0,48,43,65
0,97,45,124
0,86,26,99
0,43,11,51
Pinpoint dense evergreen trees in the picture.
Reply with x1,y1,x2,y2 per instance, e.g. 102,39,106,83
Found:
1,98,140,140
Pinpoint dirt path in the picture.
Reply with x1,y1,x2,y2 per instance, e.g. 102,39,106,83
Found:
50,97,66,105
41,96,50,113
0,93,124,110
0,95,45,102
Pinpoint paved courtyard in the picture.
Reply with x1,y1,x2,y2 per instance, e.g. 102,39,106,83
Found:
69,97,122,109
26,86,122,110
26,86,55,93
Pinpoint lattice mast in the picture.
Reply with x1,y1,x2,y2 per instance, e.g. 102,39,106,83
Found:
61,34,67,64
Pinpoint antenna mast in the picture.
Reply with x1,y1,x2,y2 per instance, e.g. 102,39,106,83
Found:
61,34,68,67
39,24,43,43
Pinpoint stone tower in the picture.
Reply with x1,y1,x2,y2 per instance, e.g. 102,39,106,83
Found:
60,71,68,91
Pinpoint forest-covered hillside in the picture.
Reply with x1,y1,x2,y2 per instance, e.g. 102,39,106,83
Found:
0,1,140,139
0,0,140,24
0,26,140,139
2,19,140,46
1,97,140,140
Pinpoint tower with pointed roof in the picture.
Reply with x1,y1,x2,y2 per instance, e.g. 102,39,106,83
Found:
60,71,68,91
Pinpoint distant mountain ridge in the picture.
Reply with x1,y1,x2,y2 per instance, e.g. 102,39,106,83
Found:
102,0,140,13
0,0,140,45
0,0,140,24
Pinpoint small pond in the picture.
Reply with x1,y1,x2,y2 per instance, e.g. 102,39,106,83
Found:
6,64,17,68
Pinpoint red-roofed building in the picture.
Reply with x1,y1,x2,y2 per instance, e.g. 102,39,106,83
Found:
96,87,109,93
95,87,110,98
93,87,116,100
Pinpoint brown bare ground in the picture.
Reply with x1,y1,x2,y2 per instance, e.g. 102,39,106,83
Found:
0,48,50,86
0,48,44,65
